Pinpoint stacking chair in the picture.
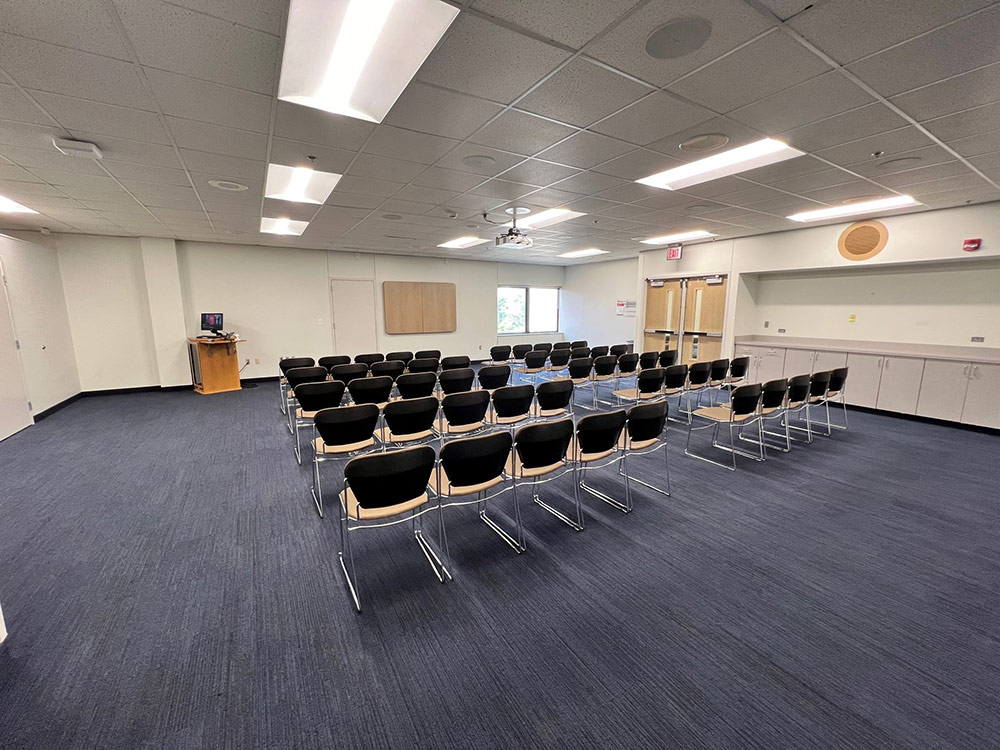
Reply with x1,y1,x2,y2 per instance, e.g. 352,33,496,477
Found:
705,358,731,405
533,379,573,420
355,353,384,367
330,363,369,387
385,350,414,366
284,366,328,433
570,340,588,349
661,364,689,423
489,384,535,428
441,355,471,371
379,396,439,448
395,372,437,400
552,341,572,350
477,365,511,393
511,344,533,365
572,410,631,513
592,354,619,406
818,367,849,434
570,346,591,360
615,353,639,393
658,350,677,368
319,355,351,372
789,370,833,443
781,374,813,443
620,401,671,497
311,404,381,518
438,367,475,396
434,431,524,553
348,375,393,409
488,345,511,365
685,383,764,470
726,356,750,388
749,378,792,453
609,344,630,357
515,350,547,385
337,446,449,612
291,380,345,464
533,342,553,354
590,345,610,358
566,357,595,410
614,367,664,404
544,349,571,380
438,390,490,439
416,349,441,360
278,357,315,414
682,361,712,416
638,351,659,370
370,360,405,380
510,419,579,530
407,357,440,374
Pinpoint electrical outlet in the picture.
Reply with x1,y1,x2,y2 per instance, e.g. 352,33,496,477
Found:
255,358,260,364
763,320,769,328
777,328,786,333
971,336,985,343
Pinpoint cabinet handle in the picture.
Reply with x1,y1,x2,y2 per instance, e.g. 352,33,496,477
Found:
877,358,882,367
963,364,970,377
973,365,979,378
885,359,890,370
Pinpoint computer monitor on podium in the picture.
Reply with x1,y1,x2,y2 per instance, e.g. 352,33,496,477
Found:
201,312,223,335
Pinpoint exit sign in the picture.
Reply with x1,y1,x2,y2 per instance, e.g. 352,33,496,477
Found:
666,243,683,260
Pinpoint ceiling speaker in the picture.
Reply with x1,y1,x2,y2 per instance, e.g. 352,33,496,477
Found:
838,220,888,261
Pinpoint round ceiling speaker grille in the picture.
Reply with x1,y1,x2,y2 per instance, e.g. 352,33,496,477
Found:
838,220,888,261
462,154,496,169
645,17,713,60
679,133,730,153
208,179,248,192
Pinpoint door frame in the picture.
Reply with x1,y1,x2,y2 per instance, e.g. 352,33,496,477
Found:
0,257,33,440
329,277,378,355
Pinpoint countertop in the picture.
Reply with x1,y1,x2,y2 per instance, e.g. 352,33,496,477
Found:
734,335,1000,364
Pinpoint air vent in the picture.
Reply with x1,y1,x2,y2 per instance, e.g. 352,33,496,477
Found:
645,17,713,59
838,220,888,261
679,134,730,153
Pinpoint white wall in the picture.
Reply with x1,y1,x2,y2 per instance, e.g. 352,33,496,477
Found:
140,238,191,387
561,257,638,346
0,232,80,412
0,598,6,644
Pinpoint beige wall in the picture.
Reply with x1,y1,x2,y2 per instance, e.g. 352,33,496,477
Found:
561,257,639,347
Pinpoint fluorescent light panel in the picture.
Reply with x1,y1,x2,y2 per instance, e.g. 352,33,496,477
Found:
557,248,608,258
0,195,37,214
278,0,459,123
640,230,716,245
437,236,486,249
261,217,309,235
636,138,805,190
504,208,585,230
787,195,919,222
265,164,342,204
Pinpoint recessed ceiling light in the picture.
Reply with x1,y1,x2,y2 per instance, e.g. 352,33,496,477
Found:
261,217,309,235
437,236,487,249
876,156,923,169
679,134,730,153
265,164,341,204
0,194,37,214
558,248,609,258
277,0,459,123
382,213,402,220
504,207,584,229
463,154,496,169
208,179,249,192
787,195,919,222
637,138,806,191
645,17,713,59
640,230,716,245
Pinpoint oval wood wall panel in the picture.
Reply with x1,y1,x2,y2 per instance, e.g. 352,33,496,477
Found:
838,220,889,261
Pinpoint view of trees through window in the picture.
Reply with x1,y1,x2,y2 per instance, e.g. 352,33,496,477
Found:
497,286,559,333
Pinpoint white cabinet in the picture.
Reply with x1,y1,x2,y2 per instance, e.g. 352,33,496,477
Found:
783,348,814,378
961,363,1000,429
757,347,786,383
875,356,925,415
813,350,848,371
735,345,758,382
846,353,883,408
917,360,971,421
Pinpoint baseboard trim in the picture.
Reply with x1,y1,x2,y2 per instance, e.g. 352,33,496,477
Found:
844,403,999,436
241,376,278,384
32,393,83,421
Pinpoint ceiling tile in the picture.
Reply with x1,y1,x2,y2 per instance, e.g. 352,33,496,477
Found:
645,117,762,161
548,170,626,195
28,169,120,189
591,91,713,146
103,162,191,186
417,14,569,103
516,59,649,128
905,174,990,196
144,68,273,133
272,101,374,151
780,103,908,152
535,130,635,169
800,180,887,203
814,127,935,167
412,167,486,192
889,63,1000,123
743,194,825,215
31,92,169,143
876,161,974,189
738,154,829,183
714,184,789,206
470,110,577,155
393,185,461,204
772,167,857,193
363,126,459,166
166,117,266,159
0,0,130,56
261,199,315,222
922,102,1000,143
268,139,353,174
0,180,74,199
347,154,426,183
333,176,404,198
847,145,957,177
0,145,107,174
592,149,682,180
593,182,665,203
470,0,642,49
158,0,284,35
385,82,503,140
511,187,580,207
181,150,264,182
434,143,525,176
669,31,831,113
0,84,52,126
948,130,1000,158
499,159,580,186
70,133,181,168
468,179,538,200
0,163,40,182
922,186,1000,207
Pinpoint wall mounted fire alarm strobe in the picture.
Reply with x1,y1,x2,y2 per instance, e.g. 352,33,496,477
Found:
963,238,982,252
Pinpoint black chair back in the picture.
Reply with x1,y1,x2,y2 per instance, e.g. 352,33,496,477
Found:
385,351,413,365
787,374,811,405
493,384,534,419
810,370,832,399
330,363,369,385
637,368,664,395
828,367,849,393
626,402,668,443
576,410,626,454
617,353,639,374
318,355,351,371
314,403,379,447
663,364,688,390
568,357,593,380
570,347,591,360
348,375,393,405
439,367,475,395
285,366,328,390
370,360,405,379
383,397,438,437
593,355,618,377
658,350,677,367
512,344,533,360
279,357,314,374
570,340,587,349
441,355,471,371
294,380,345,412
523,351,547,369
552,341,572,350
396,372,437,399
639,351,658,369
536,380,573,411
533,342,553,353
355,353,384,366
729,356,750,379
761,379,788,410
688,361,712,386
609,344,629,357
415,349,441,360
344,446,435,510
441,390,489,428
440,432,512,489
407,357,439,374
514,419,573,470
478,365,511,390
590,346,610,358
730,384,762,417
548,350,571,368
490,345,511,362
709,358,730,382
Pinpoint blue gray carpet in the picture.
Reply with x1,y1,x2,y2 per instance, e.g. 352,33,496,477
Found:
0,385,997,749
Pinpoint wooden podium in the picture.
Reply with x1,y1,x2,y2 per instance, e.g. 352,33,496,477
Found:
188,337,244,394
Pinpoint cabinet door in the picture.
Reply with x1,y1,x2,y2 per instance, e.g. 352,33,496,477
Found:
845,353,883,408
813,350,848,371
736,345,758,382
875,356,924,415
916,360,970,421
758,348,786,383
783,348,814,378
961,363,1000,429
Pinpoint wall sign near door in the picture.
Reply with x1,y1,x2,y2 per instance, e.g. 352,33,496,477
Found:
666,243,683,260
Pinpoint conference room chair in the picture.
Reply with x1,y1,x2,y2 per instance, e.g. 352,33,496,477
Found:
705,358,731,405
348,375,394,409
477,364,511,393
337,446,449,612
533,342,553,354
330,363,369,387
658,350,677,368
488,345,511,365
416,349,441,360
572,409,631,513
355,352,384,367
441,355,471,371
369,360,405,380
438,390,490,439
620,401,671,497
318,355,351,372
661,364,689,423
780,374,814,444
510,419,579,530
570,346,591,360
565,357,595,410
433,431,524,554
438,367,475,397
817,367,850,434
489,384,535,429
395,372,438,400
291,380,345,465
406,357,440,374
788,370,833,443
544,349,571,380
590,345,610,358
682,361,712,416
609,344,629,357
614,367,664,405
311,403,381,518
552,341,572,350
511,344,533,365
385,351,413,366
379,396,439,449
278,356,315,414
685,383,764,470
591,354,619,407
638,351,659,370
726,356,750,388
750,378,793,453
532,379,574,420
570,340,588,349
284,366,328,433
515,350,547,385
615,353,639,393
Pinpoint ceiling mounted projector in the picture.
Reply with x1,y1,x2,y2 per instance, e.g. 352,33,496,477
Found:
52,138,102,159
495,227,533,249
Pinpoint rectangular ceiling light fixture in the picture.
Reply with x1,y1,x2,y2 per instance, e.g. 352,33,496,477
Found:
557,248,609,258
265,164,342,204
278,0,460,123
0,194,38,214
640,230,716,245
505,208,586,230
261,217,309,235
636,138,805,190
787,195,919,222
437,236,487,249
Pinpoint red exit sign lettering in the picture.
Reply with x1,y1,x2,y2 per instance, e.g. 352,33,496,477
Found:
963,238,981,252
666,243,683,260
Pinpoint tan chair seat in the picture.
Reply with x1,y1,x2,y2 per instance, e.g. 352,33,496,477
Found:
377,427,434,443
613,388,660,400
787,400,805,409
619,434,658,451
571,377,592,385
827,389,841,398
296,408,319,419
340,488,428,520
568,437,615,463
487,411,529,425
530,403,568,418
809,395,825,403
663,387,683,396
688,382,707,390
693,406,755,423
709,379,726,387
759,405,782,415
351,400,388,410
725,376,745,383
505,454,565,479
594,374,615,381
438,417,483,434
514,367,544,374
429,472,504,497
314,436,375,454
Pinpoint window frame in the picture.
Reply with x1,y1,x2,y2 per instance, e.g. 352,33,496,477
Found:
496,285,560,335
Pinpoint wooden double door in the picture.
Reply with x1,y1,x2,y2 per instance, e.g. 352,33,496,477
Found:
643,276,727,365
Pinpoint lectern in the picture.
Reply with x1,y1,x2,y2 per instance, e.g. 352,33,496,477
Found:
188,338,245,395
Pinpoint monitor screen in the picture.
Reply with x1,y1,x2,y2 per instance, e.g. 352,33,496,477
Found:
201,312,223,331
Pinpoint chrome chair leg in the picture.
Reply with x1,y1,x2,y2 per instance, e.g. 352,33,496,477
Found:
339,510,361,612
579,455,632,513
